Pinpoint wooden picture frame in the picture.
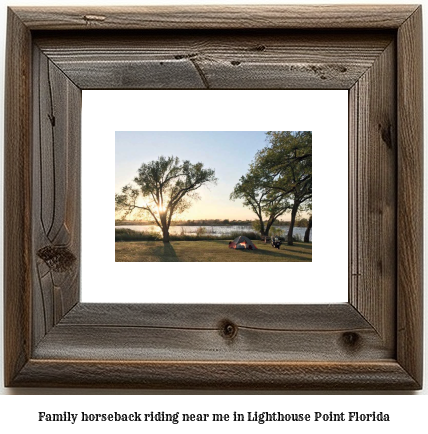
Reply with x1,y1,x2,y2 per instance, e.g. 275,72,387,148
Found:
4,5,423,390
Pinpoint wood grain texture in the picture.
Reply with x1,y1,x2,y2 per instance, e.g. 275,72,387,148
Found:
61,303,371,329
12,360,419,390
11,5,419,30
396,6,423,387
349,40,397,352
3,9,32,387
3,6,423,390
34,31,393,90
33,304,392,362
31,47,81,348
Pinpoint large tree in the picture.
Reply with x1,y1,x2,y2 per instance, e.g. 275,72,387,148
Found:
286,180,312,245
303,201,312,243
304,215,312,243
230,170,290,238
115,156,217,242
254,131,312,245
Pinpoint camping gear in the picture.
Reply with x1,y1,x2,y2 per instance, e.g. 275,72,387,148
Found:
271,237,282,249
229,235,257,250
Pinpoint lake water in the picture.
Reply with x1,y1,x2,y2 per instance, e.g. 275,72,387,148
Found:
115,224,312,241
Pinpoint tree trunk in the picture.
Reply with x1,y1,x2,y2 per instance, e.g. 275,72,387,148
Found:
287,202,299,245
258,216,267,239
304,216,312,243
160,214,170,243
265,219,275,238
162,228,170,243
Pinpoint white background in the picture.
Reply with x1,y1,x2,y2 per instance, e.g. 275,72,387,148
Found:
0,0,426,429
82,90,348,304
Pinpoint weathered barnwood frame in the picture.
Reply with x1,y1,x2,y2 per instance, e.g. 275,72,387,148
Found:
4,5,423,389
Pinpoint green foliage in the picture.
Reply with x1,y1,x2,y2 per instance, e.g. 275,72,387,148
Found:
292,233,303,242
115,228,261,242
196,227,207,236
115,228,161,242
229,230,260,240
255,131,312,202
295,218,308,227
251,220,261,232
255,131,312,244
230,167,290,236
231,131,311,237
270,227,284,237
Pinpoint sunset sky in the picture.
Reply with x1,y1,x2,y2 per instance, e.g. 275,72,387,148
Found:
115,131,291,221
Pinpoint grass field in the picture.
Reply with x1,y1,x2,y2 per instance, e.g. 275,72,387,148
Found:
115,240,312,262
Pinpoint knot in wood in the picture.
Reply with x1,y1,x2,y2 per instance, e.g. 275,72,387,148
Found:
175,53,198,60
83,15,106,23
341,332,361,350
219,320,238,340
247,44,266,52
37,245,76,272
378,122,393,149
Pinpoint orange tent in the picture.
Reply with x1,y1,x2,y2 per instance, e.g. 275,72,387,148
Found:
228,235,257,250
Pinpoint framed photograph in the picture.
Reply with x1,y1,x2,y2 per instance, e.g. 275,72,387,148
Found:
4,5,423,389
82,90,347,305
113,130,314,262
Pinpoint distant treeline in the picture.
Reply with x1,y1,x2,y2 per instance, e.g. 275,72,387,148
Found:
115,228,261,242
115,218,310,227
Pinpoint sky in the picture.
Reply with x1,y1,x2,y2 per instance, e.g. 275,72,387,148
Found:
115,131,286,221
